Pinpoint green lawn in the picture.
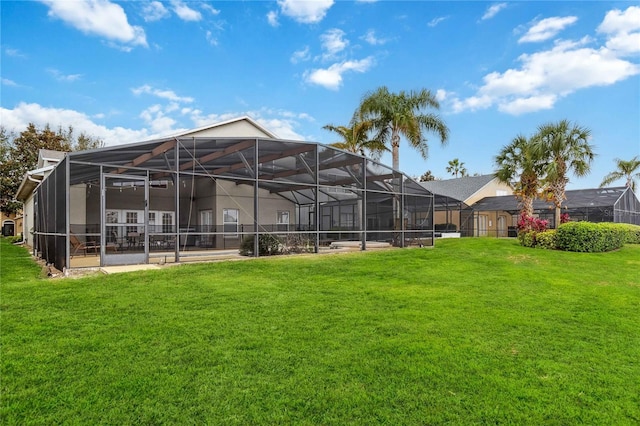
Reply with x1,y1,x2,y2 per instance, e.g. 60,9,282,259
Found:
1,238,639,424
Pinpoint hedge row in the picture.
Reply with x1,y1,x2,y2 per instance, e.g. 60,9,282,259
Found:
518,222,640,252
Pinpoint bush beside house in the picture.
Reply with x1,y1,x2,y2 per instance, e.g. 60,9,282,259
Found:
518,221,640,252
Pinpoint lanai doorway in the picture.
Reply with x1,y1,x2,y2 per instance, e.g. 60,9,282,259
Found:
102,174,149,266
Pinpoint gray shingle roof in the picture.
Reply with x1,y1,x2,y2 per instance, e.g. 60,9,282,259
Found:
472,187,632,212
420,174,497,202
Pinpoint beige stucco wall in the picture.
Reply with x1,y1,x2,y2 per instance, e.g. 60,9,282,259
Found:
474,210,514,237
70,185,87,229
184,121,273,139
465,179,513,205
1,211,22,237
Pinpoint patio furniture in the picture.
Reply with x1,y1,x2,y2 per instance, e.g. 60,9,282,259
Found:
70,234,118,258
70,234,99,257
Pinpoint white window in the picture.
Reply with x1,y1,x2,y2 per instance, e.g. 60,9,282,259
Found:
223,208,239,237
200,210,213,232
277,211,289,225
148,212,156,229
126,211,139,234
162,212,174,234
277,211,289,231
340,212,354,228
496,190,508,196
106,210,119,224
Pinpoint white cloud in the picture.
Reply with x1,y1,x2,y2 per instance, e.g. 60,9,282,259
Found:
40,0,147,48
598,6,640,34
201,4,220,16
206,31,218,46
185,108,309,140
435,89,448,102
361,29,388,45
140,104,179,134
320,28,348,59
132,85,194,103
605,32,640,55
2,78,18,87
450,35,639,115
598,6,640,56
170,0,202,21
267,11,279,27
47,68,82,82
277,0,334,24
291,46,310,64
481,3,507,21
142,1,169,22
1,102,313,145
519,16,578,43
498,95,557,115
0,102,151,145
304,57,375,90
427,16,448,28
255,118,302,140
451,95,493,113
5,48,27,58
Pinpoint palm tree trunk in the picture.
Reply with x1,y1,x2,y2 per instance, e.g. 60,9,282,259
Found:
391,131,400,171
522,196,534,218
391,130,401,228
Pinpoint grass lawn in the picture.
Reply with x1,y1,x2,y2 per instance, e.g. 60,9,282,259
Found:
1,238,639,424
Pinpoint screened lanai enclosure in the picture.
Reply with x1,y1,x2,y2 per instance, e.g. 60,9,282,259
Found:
33,137,435,270
470,186,640,237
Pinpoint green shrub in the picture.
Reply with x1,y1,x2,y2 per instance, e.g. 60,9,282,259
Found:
239,234,282,256
535,230,557,250
617,223,640,244
5,235,23,244
517,231,536,248
556,222,627,253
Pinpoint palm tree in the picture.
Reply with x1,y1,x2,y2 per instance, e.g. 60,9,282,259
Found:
494,135,543,218
418,170,436,182
322,115,388,160
358,86,449,171
600,156,640,192
533,120,595,228
446,158,467,178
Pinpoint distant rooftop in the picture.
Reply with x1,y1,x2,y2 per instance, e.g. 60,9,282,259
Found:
420,174,497,202
473,186,633,212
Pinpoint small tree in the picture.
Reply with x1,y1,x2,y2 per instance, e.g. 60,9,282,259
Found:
600,156,640,192
533,120,595,229
446,158,467,177
323,113,387,160
494,135,544,220
0,123,103,214
418,170,436,182
358,86,449,172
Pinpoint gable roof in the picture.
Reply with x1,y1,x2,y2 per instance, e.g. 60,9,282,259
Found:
420,174,498,202
38,149,66,168
167,116,278,139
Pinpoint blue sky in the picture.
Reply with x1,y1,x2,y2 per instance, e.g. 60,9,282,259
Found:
1,0,639,189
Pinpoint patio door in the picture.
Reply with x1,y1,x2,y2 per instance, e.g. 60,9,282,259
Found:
477,214,488,236
102,174,149,266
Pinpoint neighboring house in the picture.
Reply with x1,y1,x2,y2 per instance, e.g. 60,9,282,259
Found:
16,116,435,271
1,211,22,238
15,149,67,245
472,186,640,235
421,174,513,236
